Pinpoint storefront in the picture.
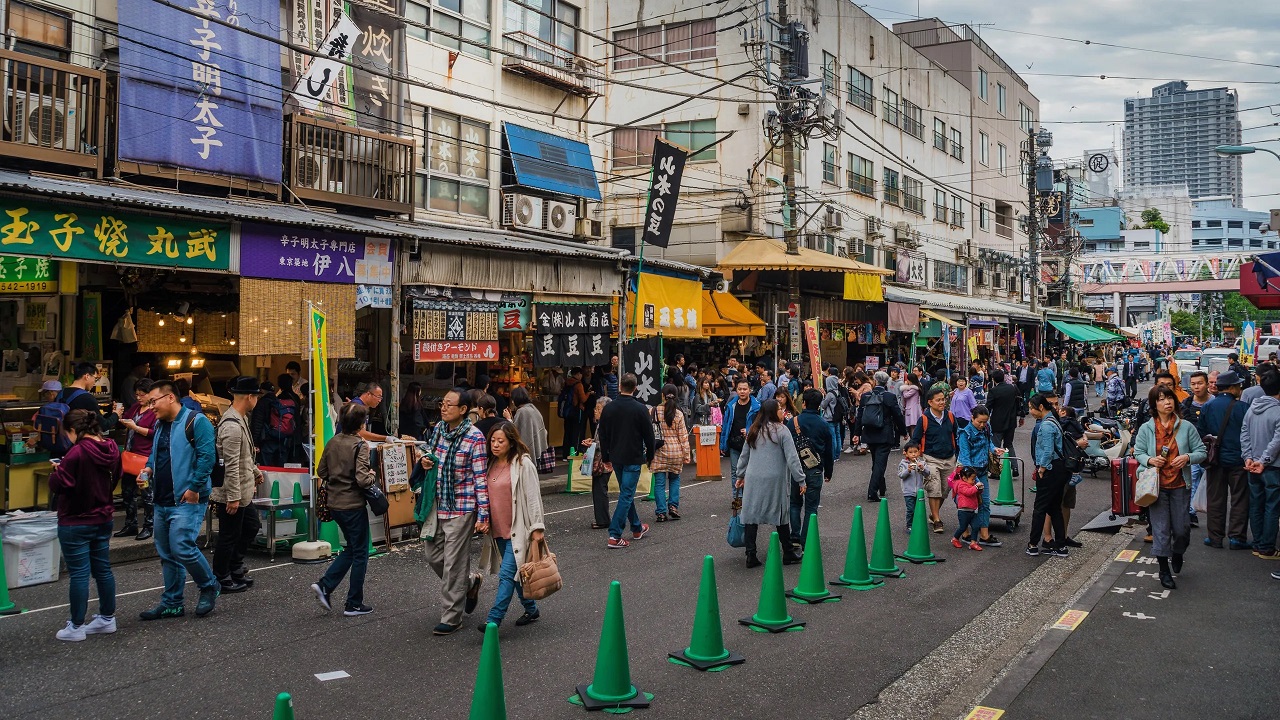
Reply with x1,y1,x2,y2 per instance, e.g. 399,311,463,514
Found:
883,286,1041,372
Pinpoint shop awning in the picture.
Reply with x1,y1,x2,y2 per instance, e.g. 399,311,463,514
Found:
1049,320,1117,343
884,286,1040,322
919,308,962,327
503,123,602,200
716,237,894,276
701,291,766,337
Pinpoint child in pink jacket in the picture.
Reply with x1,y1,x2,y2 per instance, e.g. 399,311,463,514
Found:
948,466,985,551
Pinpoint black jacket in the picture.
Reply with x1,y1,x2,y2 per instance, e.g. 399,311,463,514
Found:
596,394,656,467
987,382,1020,433
851,386,906,445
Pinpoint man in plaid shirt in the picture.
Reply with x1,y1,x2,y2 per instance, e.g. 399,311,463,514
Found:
420,388,489,635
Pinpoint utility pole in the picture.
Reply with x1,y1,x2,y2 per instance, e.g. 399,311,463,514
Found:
1026,127,1040,314
779,0,801,367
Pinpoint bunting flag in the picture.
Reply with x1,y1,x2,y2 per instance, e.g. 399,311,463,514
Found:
1140,261,1152,282
1210,258,1221,278
1176,259,1186,280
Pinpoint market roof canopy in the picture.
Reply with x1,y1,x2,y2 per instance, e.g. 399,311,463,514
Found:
717,237,894,276
1049,320,1119,343
919,308,962,327
702,291,766,337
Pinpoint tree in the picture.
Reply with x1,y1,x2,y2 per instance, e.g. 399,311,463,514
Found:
1140,208,1171,235
1169,310,1199,337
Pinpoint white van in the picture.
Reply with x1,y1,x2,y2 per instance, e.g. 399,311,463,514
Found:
1257,336,1280,364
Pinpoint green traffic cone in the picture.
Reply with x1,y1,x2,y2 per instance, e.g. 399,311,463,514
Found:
831,505,884,590
291,482,308,533
738,532,805,633
272,692,295,720
367,528,382,558
898,490,943,565
562,447,578,494
993,457,1018,506
867,498,905,578
470,623,508,719
669,556,745,671
570,580,652,711
0,527,20,614
787,514,842,604
317,520,342,553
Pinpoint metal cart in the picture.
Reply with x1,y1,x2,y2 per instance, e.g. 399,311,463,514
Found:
989,456,1026,532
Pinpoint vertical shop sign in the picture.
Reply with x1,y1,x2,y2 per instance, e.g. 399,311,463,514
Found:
640,138,688,249
310,305,336,471
291,12,363,111
349,0,404,133
803,318,822,383
623,336,663,406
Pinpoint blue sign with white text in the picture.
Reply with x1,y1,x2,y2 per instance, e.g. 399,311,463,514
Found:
117,0,283,183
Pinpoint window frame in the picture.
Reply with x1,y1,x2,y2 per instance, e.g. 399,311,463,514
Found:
407,0,492,60
998,143,1008,176
6,0,72,61
933,118,947,151
612,119,717,167
901,99,924,139
997,83,1007,116
902,175,924,215
847,67,875,114
847,153,875,196
415,105,492,218
883,168,900,205
613,18,716,70
979,131,989,166
504,0,580,60
882,87,901,127
978,68,988,102
979,202,990,230
821,142,839,185
950,128,964,161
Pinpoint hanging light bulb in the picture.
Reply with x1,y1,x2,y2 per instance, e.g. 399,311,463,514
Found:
179,329,187,344
186,316,194,325
229,337,237,346
158,317,166,327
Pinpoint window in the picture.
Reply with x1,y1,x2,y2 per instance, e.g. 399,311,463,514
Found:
505,0,579,62
407,0,491,59
901,100,924,139
1192,220,1201,228
613,19,715,69
934,189,948,223
882,87,900,127
612,119,716,167
1228,238,1243,248
1079,218,1095,227
997,83,1007,115
414,106,491,217
951,194,964,227
883,168,900,205
978,68,988,101
612,227,637,254
979,132,989,166
822,143,838,184
950,128,963,161
1133,241,1151,249
1251,238,1263,248
933,118,947,151
933,259,967,292
1207,220,1222,227
1019,102,1034,132
823,52,838,100
848,154,874,196
7,1,71,61
1228,220,1244,229
847,67,874,114
902,176,924,215
1250,221,1262,230
998,143,1007,175
979,202,990,230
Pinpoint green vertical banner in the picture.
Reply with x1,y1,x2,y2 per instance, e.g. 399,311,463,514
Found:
310,305,335,472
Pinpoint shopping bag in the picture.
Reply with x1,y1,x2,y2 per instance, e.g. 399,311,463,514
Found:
1134,466,1160,507
1191,475,1208,515
726,498,745,548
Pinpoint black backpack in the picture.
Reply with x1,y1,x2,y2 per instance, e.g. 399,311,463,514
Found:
860,390,885,430
1047,417,1085,472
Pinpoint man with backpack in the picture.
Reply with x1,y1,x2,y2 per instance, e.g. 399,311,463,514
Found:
820,369,845,458
256,386,296,467
910,386,959,532
33,380,74,459
852,371,906,503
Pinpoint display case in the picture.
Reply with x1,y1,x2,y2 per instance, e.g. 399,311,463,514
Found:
0,401,52,510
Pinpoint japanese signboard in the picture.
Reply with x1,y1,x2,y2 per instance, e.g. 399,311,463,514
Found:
803,319,822,384
533,332,610,368
291,12,363,112
622,336,663,407
0,200,230,271
532,303,612,368
355,284,393,309
349,0,404,134
500,295,532,332
895,251,926,287
630,273,701,339
118,0,283,183
534,304,613,334
411,296,500,362
640,138,688,249
239,224,393,284
788,302,801,364
0,256,58,294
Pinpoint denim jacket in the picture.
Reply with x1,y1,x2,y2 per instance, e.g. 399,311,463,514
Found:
146,406,217,500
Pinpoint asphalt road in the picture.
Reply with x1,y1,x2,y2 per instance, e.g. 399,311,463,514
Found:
0,404,1171,720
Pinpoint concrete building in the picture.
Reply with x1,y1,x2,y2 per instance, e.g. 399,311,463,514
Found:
1117,185,1193,253
1123,81,1242,205
1192,197,1280,253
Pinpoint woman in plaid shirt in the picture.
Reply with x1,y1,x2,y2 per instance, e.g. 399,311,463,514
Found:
651,384,692,522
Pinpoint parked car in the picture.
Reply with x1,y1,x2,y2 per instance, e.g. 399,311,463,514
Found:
1256,336,1280,364
1199,347,1235,375
1173,348,1202,372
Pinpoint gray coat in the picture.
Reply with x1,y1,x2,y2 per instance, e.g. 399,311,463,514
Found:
736,424,805,526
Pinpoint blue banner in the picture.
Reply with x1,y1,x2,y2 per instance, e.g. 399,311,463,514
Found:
117,0,283,183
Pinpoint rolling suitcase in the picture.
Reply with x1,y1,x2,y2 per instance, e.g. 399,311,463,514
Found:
1110,456,1140,519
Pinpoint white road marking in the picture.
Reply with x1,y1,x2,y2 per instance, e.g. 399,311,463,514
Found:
1147,590,1171,600
314,671,350,682
1135,556,1158,565
1110,587,1137,594
1125,570,1159,578
1122,611,1156,620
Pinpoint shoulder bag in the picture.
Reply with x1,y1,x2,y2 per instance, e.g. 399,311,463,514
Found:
358,441,390,516
519,535,562,600
1202,398,1236,467
726,497,746,548
791,418,823,471
1134,465,1160,507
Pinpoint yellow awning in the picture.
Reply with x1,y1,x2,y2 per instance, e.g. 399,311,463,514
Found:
919,308,962,327
702,291,766,337
716,237,894,275
843,273,884,302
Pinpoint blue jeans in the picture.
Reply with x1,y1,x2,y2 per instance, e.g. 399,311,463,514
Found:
789,466,824,543
955,509,980,540
153,502,218,607
485,537,537,624
1248,468,1280,553
608,465,645,539
58,521,116,625
904,494,916,528
828,421,842,457
975,473,991,530
653,470,681,515
729,449,742,500
1094,381,1105,396
319,508,370,609
1190,464,1205,515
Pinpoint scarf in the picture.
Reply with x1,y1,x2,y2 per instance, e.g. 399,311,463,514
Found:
433,418,475,511
1154,417,1183,489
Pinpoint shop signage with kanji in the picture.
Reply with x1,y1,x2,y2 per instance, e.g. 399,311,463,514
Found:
630,273,701,339
411,296,500,362
0,200,231,271
623,336,663,406
532,303,612,368
0,256,58,293
896,251,926,287
500,294,533,332
534,304,612,334
640,138,688,249
239,223,394,284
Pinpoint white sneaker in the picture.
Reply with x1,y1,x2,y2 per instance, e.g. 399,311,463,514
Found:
844,447,856,454
83,614,117,635
56,621,86,642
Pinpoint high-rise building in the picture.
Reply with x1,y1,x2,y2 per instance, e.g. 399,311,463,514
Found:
1123,81,1242,205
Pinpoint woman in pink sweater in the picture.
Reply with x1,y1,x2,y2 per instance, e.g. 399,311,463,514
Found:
948,466,985,551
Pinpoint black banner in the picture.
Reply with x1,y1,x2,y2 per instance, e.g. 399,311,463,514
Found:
640,138,688,249
534,303,612,334
410,296,500,341
622,336,663,406
533,331,612,368
350,0,404,134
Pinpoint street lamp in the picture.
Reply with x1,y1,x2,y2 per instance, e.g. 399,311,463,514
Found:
1215,144,1280,162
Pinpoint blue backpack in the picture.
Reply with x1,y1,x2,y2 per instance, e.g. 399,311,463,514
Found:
34,388,85,455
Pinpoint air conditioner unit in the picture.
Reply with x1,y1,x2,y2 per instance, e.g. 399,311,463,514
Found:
848,236,866,257
714,279,732,293
577,217,603,240
866,216,884,238
544,200,577,236
834,239,848,257
503,193,545,230
292,152,342,193
823,207,844,231
11,93,79,151
101,31,119,52
954,245,967,262
1037,286,1049,300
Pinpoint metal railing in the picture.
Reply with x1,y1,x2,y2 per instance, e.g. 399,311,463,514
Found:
883,185,900,205
847,170,875,196
0,49,106,176
902,115,924,139
502,31,602,95
951,140,964,161
882,100,900,127
934,131,947,151
821,161,839,184
847,84,875,114
951,209,965,227
903,193,925,215
285,114,415,215
934,205,949,223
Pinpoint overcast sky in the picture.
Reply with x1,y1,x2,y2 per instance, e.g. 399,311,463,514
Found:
866,1,1280,212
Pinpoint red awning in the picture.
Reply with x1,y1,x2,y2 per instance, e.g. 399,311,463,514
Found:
1241,262,1280,309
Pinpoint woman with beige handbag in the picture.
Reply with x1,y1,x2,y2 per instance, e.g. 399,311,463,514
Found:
476,421,550,631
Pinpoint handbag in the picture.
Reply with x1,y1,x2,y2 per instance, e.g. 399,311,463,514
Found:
987,450,1003,478
1191,473,1208,515
1134,465,1160,507
315,476,332,523
536,446,556,473
519,536,562,600
791,418,822,471
651,407,666,451
726,498,746,548
1202,398,1236,467
121,450,148,477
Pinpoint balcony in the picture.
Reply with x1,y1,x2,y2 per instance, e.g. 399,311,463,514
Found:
951,140,964,161
847,171,875,197
934,131,947,151
903,193,925,215
847,85,875,114
284,114,415,216
0,50,106,177
883,186,900,206
502,31,602,96
951,209,965,227
934,205,949,223
902,115,924,140
996,221,1014,239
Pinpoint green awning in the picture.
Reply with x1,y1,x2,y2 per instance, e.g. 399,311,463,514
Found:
1049,320,1116,343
